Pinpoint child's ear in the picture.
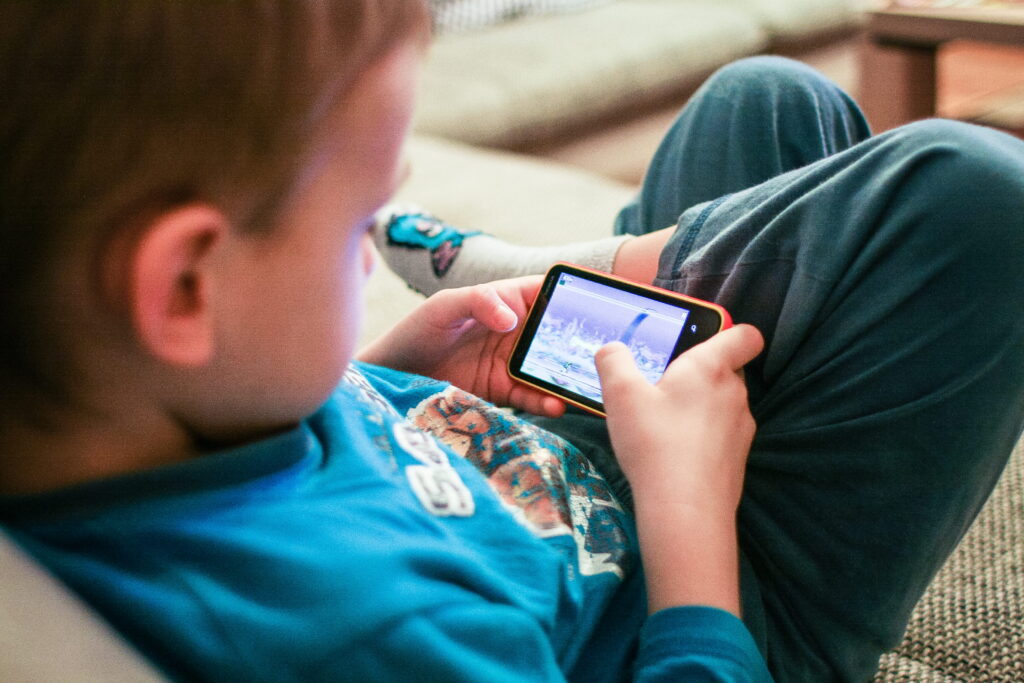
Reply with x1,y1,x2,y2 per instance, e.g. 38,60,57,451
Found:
129,205,228,367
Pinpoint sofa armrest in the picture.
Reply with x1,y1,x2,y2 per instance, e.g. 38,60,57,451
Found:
0,531,166,682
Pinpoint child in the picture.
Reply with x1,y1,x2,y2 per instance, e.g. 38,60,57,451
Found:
1,4,1021,683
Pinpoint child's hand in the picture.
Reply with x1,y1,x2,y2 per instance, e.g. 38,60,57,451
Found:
594,325,763,615
595,325,763,509
357,276,566,418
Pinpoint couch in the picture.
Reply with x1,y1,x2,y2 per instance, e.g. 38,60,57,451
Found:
415,0,866,149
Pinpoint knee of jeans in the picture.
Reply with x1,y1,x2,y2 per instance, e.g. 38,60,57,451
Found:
891,118,986,150
702,56,859,135
892,119,1024,201
705,55,833,97
888,119,1024,266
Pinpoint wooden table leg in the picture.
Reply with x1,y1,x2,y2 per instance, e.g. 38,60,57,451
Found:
859,35,939,132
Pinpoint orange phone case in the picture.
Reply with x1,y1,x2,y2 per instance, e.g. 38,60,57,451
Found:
507,262,732,416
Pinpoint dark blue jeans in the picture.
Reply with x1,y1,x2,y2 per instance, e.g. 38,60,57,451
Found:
535,57,1024,682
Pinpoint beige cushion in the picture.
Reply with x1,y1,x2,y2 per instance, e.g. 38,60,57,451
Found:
726,0,866,41
415,1,767,147
0,532,166,682
362,135,635,344
429,0,615,35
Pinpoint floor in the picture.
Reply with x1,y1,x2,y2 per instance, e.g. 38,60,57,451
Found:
533,38,1024,187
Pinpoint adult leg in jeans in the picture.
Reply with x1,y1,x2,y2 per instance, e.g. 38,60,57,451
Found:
613,56,871,238
654,119,1024,681
538,59,1024,680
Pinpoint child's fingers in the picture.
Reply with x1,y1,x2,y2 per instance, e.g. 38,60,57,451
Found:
430,285,518,333
488,274,544,307
715,324,764,371
476,286,519,332
507,383,566,418
594,341,649,410
429,276,546,334
667,324,764,379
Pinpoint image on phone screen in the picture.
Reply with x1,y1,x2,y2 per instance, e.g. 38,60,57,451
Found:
517,272,691,404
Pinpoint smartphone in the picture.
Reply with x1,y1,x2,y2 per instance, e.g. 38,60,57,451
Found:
507,262,732,416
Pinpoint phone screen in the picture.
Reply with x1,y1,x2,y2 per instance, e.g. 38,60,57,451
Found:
508,264,729,415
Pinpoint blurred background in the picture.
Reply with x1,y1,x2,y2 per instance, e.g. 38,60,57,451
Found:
415,0,1024,186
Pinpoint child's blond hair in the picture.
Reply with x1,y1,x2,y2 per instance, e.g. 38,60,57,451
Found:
0,0,430,414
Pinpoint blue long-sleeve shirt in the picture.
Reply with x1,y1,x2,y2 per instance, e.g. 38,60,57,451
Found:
2,363,771,681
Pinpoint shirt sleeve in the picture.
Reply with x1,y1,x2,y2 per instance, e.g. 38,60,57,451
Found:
328,603,772,683
635,606,774,682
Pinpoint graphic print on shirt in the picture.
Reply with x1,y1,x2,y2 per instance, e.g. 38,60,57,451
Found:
344,366,475,517
407,386,632,578
393,422,475,518
343,365,401,418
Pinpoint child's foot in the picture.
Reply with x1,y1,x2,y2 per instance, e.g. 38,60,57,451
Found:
373,206,632,296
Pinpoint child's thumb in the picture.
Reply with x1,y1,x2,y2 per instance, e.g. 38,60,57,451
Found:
594,342,646,407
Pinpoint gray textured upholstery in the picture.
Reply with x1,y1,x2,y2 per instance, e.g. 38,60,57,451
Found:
874,438,1024,682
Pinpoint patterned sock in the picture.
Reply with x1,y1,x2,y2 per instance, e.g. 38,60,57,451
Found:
373,206,633,296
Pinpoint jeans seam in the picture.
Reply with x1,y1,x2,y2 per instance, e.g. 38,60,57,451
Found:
658,256,839,288
672,194,731,274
